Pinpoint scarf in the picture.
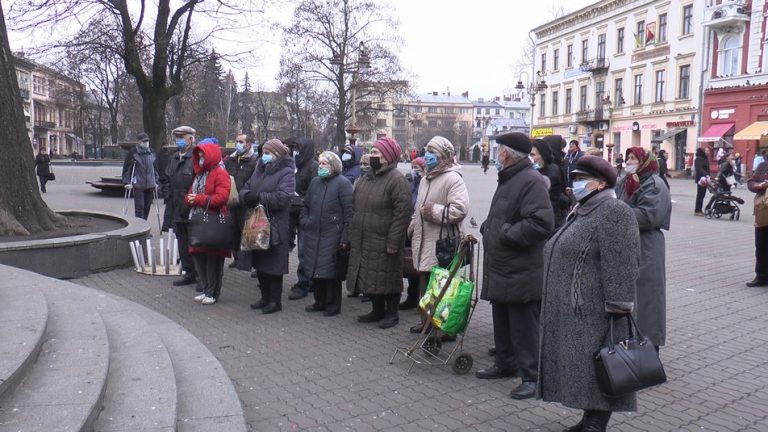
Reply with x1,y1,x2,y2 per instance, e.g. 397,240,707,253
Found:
624,147,658,198
189,171,209,218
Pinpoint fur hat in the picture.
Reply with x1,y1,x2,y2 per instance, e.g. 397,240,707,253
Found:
426,136,455,160
571,155,618,187
373,136,401,164
262,139,290,158
496,132,532,154
319,151,342,175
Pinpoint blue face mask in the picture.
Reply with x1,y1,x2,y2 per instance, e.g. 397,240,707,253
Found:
495,159,504,172
262,154,273,164
532,162,541,170
176,139,187,151
341,153,352,162
235,143,245,154
572,179,592,201
424,151,439,170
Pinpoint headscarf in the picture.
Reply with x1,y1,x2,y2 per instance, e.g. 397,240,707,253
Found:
624,147,659,198
318,151,342,175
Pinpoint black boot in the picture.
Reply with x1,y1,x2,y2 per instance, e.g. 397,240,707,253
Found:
323,280,342,316
173,272,197,286
399,279,419,310
306,282,325,312
379,294,400,329
262,281,283,314
581,410,611,432
357,295,385,322
562,411,586,432
250,285,270,309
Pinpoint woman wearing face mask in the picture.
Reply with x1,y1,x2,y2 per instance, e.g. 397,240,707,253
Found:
240,139,297,314
347,137,412,329
531,139,569,229
539,155,641,432
406,136,470,331
341,142,364,185
614,147,671,350
399,156,426,310
185,142,232,305
298,152,353,316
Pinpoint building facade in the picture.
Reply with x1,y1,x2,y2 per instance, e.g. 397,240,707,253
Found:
532,0,702,170
699,0,768,173
393,92,474,157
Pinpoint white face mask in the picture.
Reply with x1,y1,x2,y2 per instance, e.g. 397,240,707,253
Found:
139,141,149,149
625,164,638,174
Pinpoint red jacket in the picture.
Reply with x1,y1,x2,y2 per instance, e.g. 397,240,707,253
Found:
186,143,231,256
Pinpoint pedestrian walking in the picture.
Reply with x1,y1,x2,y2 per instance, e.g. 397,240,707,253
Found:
407,137,470,330
286,137,318,300
240,139,296,314
531,139,569,229
539,155,641,432
299,151,353,316
746,159,768,287
161,126,198,287
657,149,671,189
347,137,411,329
186,142,232,305
693,148,711,216
122,132,159,220
34,146,51,193
476,132,554,400
614,153,625,177
481,152,490,174
341,140,364,185
615,147,671,349
224,134,258,268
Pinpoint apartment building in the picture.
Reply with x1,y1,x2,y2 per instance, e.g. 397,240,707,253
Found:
393,92,474,155
532,0,701,170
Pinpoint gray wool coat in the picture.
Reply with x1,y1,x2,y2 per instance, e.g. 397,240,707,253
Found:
615,172,671,346
346,164,412,295
538,189,641,412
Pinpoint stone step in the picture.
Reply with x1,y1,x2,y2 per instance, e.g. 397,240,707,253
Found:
0,274,110,432
0,276,48,401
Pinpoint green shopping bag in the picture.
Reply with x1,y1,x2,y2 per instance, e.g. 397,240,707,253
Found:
418,254,475,335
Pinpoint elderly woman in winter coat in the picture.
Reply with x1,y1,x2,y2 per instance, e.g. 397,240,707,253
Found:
406,136,470,330
240,139,296,314
347,137,411,329
614,147,671,348
539,155,641,432
531,139,569,229
186,142,232,305
299,152,353,316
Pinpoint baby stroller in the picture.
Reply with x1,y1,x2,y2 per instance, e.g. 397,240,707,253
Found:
704,177,743,221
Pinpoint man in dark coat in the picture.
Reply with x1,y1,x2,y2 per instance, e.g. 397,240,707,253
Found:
285,137,318,300
564,139,585,186
160,126,197,287
477,132,554,400
122,132,159,220
224,134,258,266
693,148,711,216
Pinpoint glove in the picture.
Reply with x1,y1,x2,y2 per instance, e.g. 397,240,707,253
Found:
244,191,260,206
339,242,350,252
124,184,133,190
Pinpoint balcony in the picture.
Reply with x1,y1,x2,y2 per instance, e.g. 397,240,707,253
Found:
580,58,610,75
703,0,749,31
34,120,56,129
19,88,30,100
575,108,610,123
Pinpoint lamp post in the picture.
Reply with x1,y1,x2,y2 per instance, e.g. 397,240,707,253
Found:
330,41,371,149
515,71,548,132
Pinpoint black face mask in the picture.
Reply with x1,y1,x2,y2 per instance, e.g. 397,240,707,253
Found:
369,156,382,171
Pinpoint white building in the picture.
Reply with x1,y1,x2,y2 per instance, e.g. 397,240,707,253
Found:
532,0,702,169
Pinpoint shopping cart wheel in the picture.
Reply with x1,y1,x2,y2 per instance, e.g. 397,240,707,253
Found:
452,353,473,375
735,210,740,221
422,335,442,356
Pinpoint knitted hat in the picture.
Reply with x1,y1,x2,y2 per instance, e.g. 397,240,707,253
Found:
496,132,532,154
411,157,426,170
425,136,455,160
319,151,343,175
571,155,618,187
373,136,401,164
137,132,149,142
262,139,290,158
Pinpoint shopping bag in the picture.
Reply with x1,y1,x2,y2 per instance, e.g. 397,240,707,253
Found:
418,254,474,335
227,176,239,207
240,205,270,251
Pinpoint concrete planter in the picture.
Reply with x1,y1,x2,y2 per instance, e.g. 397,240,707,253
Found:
0,210,150,279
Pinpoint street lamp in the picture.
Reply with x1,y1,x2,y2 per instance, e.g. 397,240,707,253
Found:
330,41,371,147
515,70,548,109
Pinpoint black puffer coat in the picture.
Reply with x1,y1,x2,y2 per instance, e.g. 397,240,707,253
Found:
224,150,258,194
480,158,554,304
293,138,318,207
540,163,569,228
161,151,194,230
299,173,353,279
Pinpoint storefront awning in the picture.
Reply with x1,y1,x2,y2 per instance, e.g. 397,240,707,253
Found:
651,128,686,143
697,123,734,142
734,121,768,140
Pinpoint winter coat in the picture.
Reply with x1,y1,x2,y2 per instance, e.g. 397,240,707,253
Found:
122,146,159,190
224,150,258,196
538,189,640,412
292,138,318,213
406,171,422,211
408,163,470,272
299,173,353,279
694,154,711,182
346,163,411,295
185,143,232,257
161,151,195,230
540,163,569,229
35,153,51,177
564,150,584,185
615,172,671,347
342,145,364,185
480,158,554,304
239,155,296,275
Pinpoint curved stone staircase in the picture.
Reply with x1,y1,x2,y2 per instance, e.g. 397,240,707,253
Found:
0,265,247,432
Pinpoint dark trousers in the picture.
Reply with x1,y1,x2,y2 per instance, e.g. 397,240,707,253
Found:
491,301,541,381
292,219,311,293
695,184,707,213
755,227,768,281
173,221,195,274
38,175,49,193
312,278,342,313
256,272,283,305
192,254,225,299
230,205,245,258
133,188,154,219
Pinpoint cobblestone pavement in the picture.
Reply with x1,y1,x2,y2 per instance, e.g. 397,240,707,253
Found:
44,164,768,431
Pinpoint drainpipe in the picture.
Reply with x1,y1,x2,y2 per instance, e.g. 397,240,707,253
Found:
529,30,537,134
697,26,711,151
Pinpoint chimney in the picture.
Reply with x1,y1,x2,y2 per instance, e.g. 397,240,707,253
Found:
447,91,451,96
495,96,500,101
462,91,469,98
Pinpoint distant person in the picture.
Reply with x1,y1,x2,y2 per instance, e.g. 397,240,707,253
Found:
564,140,584,186
341,141,364,185
614,153,625,177
657,149,671,189
481,152,490,174
753,150,767,172
34,146,52,193
122,132,159,220
747,158,768,287
693,148,711,216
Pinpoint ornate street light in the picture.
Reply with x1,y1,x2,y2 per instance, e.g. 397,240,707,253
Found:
331,41,371,146
515,70,548,108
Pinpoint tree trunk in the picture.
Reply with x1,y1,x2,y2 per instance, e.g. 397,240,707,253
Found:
142,94,168,151
0,1,66,236
334,80,347,150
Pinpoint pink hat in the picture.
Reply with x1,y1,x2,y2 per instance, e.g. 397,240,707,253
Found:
373,136,401,164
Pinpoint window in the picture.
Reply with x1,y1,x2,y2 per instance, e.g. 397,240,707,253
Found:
16,71,30,90
721,36,740,76
552,91,559,116
679,65,691,99
485,108,490,115
655,70,665,102
595,81,605,107
395,119,406,128
427,106,437,113
682,5,693,35
520,111,526,119
554,48,559,70
414,106,422,113
33,76,46,96
636,20,645,47
541,52,547,73
581,40,589,64
444,107,454,114
495,108,500,115
580,85,588,111
615,78,624,106
476,108,482,115
565,88,573,114
658,14,667,42
539,94,546,117
617,28,625,54
567,44,573,67
634,74,643,105
597,33,606,60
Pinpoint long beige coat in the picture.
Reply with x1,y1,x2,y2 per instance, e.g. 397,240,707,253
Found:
408,164,470,272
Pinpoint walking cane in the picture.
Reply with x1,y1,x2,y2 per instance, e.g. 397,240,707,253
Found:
152,186,163,232
123,162,136,215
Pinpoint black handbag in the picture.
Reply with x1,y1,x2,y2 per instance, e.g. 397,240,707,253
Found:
594,314,667,397
335,249,350,281
266,206,282,247
188,199,235,249
435,205,460,268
